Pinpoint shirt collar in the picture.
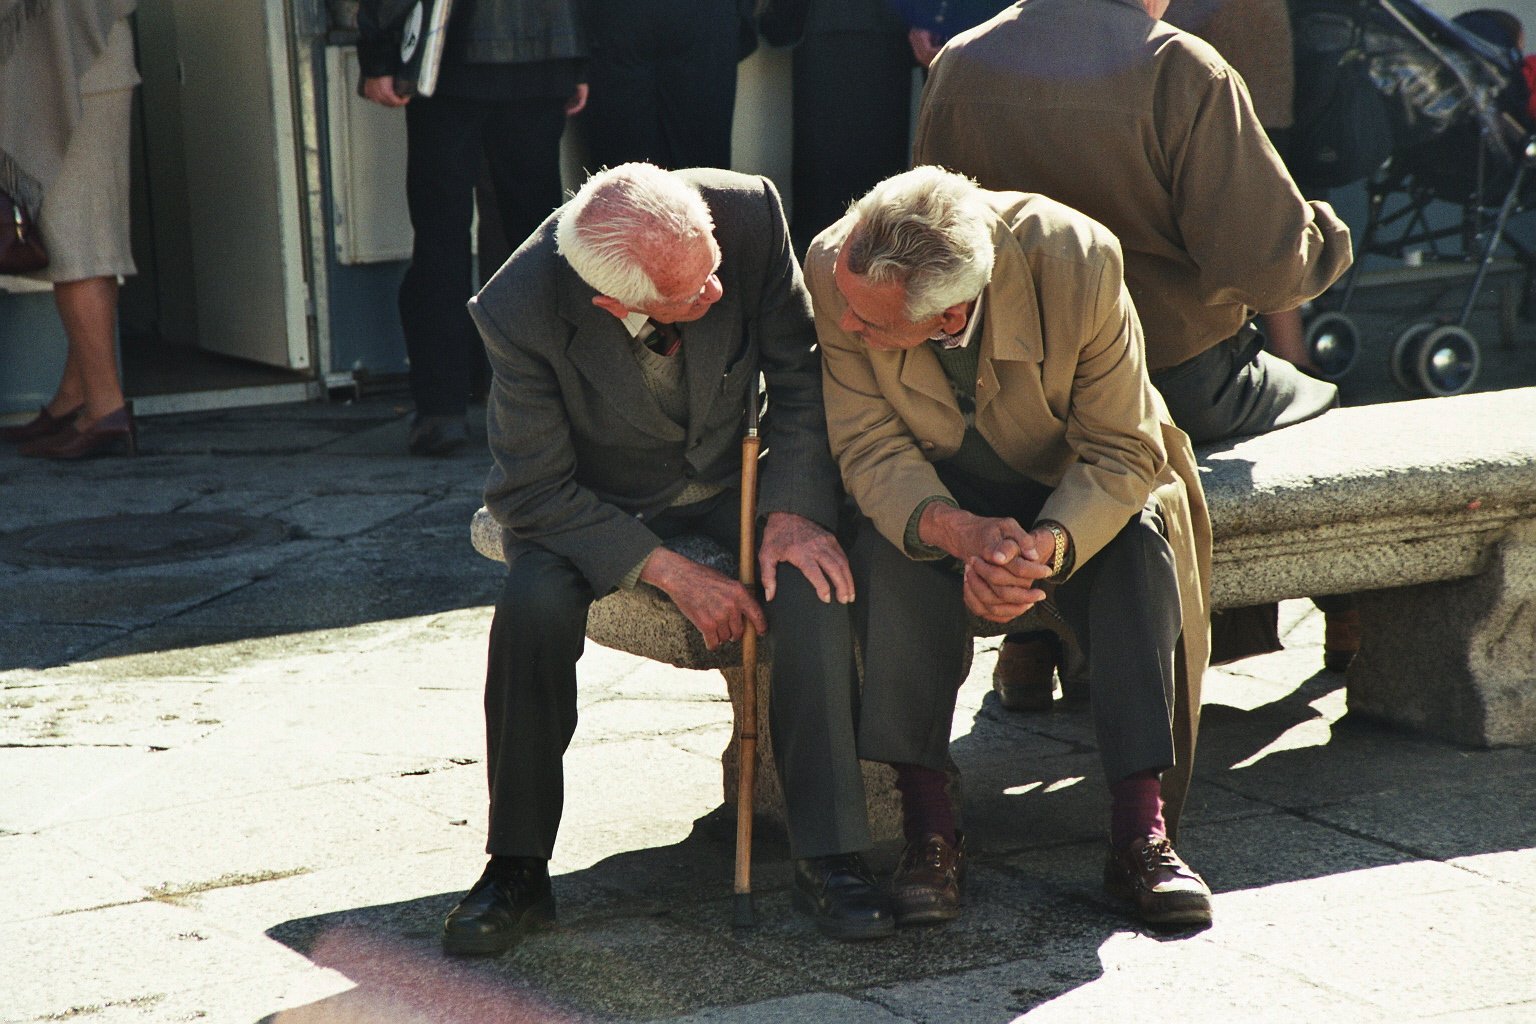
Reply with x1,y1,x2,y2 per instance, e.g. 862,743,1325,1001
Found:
621,310,653,337
930,291,985,350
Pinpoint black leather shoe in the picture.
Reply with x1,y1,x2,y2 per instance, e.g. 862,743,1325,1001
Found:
408,415,469,457
442,862,556,956
792,853,896,941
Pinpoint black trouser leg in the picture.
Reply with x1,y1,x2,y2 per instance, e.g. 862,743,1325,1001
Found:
401,95,483,418
484,548,593,859
790,29,913,253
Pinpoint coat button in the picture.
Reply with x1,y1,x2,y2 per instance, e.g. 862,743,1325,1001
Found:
920,440,936,450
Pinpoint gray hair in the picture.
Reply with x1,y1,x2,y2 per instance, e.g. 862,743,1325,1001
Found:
845,166,995,321
555,163,716,307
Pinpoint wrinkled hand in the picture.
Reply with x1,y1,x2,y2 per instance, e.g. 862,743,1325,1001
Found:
921,504,1052,622
565,82,589,116
908,27,943,67
362,75,410,107
639,547,767,651
757,512,855,604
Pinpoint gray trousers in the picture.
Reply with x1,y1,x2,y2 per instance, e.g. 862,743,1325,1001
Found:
482,491,870,862
852,473,1182,788
1151,325,1338,445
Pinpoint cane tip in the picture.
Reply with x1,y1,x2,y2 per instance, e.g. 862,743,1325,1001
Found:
732,892,755,928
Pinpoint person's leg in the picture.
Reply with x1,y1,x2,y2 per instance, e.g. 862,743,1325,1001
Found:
1150,328,1337,444
1051,508,1212,928
444,547,593,956
789,28,913,252
577,0,667,170
51,276,126,423
850,517,970,927
482,97,570,260
652,0,739,169
672,494,892,939
401,95,483,437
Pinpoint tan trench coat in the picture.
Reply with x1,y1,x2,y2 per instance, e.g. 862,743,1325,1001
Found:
807,191,1212,830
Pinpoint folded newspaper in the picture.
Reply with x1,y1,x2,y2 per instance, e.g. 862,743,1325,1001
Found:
396,0,453,98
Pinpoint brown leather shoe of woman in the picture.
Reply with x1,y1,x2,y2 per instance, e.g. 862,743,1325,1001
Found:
1,404,81,443
19,406,137,460
891,833,966,925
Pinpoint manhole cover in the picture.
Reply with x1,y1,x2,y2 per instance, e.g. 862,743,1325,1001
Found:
0,513,290,568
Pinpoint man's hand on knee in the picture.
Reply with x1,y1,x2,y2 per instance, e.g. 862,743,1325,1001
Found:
757,512,855,605
638,547,767,650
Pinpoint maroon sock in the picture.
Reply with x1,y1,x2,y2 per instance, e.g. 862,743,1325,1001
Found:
892,762,957,846
1109,769,1167,850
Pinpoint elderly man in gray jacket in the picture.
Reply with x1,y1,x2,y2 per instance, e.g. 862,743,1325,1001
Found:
446,163,893,955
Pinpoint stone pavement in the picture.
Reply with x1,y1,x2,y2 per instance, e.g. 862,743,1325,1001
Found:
3,372,1536,1023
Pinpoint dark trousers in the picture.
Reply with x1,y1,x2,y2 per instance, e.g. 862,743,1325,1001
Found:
790,28,914,253
483,492,870,860
853,472,1182,787
577,0,740,172
401,92,567,417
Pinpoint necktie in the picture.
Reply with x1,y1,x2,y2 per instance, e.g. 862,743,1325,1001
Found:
646,319,684,357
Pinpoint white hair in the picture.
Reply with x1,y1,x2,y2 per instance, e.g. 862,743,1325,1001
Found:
554,163,716,307
845,166,996,321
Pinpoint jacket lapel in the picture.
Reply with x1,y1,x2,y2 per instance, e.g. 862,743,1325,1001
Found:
975,212,1044,417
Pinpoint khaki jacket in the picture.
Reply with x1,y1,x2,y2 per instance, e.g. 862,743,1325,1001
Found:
807,191,1212,828
914,0,1351,370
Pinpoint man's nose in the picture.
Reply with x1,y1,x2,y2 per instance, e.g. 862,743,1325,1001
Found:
701,274,723,306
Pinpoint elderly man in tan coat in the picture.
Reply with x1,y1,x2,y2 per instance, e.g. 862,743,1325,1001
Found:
913,0,1357,701
806,167,1214,930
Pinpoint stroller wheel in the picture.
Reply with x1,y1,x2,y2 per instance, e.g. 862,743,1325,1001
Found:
1414,325,1480,397
1390,322,1434,394
1304,312,1359,380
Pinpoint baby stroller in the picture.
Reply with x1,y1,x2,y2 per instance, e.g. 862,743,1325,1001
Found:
1290,0,1535,395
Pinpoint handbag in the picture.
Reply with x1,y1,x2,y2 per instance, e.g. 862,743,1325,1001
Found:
0,189,48,274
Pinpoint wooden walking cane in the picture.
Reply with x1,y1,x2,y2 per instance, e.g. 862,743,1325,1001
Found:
733,390,761,928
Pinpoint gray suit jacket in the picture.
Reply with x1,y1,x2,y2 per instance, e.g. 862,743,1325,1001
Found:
470,167,840,594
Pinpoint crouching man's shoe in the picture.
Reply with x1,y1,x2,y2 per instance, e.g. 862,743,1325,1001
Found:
891,833,965,926
1103,835,1212,929
992,636,1057,712
792,853,896,941
442,860,557,956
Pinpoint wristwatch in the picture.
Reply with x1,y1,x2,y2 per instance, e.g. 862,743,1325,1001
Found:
1040,521,1068,579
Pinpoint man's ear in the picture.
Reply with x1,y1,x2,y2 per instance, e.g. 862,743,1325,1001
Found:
938,300,971,336
592,295,630,319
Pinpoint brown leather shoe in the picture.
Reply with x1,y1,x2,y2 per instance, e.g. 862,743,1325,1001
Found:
992,637,1056,712
1103,835,1212,929
19,406,136,460
1,404,81,444
891,833,965,925
1323,609,1360,672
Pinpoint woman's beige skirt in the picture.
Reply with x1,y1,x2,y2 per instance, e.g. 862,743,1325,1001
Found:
26,84,138,284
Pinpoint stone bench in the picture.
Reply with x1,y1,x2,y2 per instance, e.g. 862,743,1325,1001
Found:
1198,386,1536,747
471,386,1536,834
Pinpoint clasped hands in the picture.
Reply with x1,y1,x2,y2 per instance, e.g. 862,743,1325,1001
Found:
638,512,853,650
920,502,1056,623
